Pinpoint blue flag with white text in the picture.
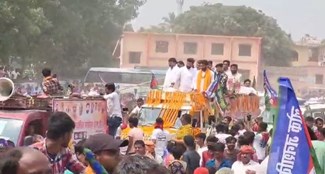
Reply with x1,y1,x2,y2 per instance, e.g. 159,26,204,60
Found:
267,77,322,174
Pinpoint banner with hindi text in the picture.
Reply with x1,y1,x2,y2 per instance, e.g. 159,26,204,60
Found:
53,99,108,143
267,77,322,174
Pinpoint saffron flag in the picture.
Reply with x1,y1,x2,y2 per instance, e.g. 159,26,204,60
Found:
150,73,158,89
267,77,322,174
263,70,278,123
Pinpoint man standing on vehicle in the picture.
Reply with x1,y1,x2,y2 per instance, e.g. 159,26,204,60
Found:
163,58,180,91
178,58,196,92
41,68,63,95
227,64,242,95
104,83,122,137
192,60,215,93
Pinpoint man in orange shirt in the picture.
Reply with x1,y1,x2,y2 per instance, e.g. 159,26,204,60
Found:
83,134,128,174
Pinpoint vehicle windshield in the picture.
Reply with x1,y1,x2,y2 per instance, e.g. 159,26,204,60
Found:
84,70,165,85
139,107,186,129
0,118,23,145
312,111,325,120
139,108,161,126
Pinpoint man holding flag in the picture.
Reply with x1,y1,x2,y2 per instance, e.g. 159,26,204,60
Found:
263,70,278,125
267,77,323,174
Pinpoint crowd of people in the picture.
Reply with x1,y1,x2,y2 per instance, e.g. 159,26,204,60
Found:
0,60,324,174
1,111,324,174
0,66,21,80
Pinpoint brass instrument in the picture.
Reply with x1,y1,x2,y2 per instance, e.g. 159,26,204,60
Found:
0,77,15,101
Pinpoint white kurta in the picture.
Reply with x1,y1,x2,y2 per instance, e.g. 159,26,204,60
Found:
178,67,196,92
192,70,215,92
225,69,231,77
239,86,257,95
231,160,261,174
163,66,180,90
227,72,242,92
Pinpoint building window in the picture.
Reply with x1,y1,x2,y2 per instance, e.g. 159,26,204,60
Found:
315,74,323,84
308,47,319,62
155,41,169,53
211,43,224,55
238,69,250,81
184,42,197,54
128,52,141,64
238,44,252,56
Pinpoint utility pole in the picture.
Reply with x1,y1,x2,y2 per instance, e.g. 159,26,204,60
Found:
176,0,184,16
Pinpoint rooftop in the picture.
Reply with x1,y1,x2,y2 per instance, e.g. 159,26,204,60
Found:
294,34,324,47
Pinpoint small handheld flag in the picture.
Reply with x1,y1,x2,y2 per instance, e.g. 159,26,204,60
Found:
267,77,322,174
263,70,278,123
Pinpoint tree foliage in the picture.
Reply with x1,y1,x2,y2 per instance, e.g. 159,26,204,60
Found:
144,4,293,66
0,0,145,77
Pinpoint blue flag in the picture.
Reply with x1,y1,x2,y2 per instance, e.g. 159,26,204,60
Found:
267,77,321,174
263,70,278,124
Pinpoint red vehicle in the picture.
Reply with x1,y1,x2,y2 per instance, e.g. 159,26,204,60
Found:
0,77,108,146
0,98,108,146
0,110,50,146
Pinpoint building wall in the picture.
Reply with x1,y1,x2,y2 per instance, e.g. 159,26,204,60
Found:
120,32,262,83
291,45,325,67
264,66,325,97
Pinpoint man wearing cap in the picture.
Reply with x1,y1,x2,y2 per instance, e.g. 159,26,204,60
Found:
84,133,128,174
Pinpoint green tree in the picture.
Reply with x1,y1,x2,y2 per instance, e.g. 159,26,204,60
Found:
0,0,145,77
0,0,51,65
147,4,293,66
161,12,176,32
140,12,177,33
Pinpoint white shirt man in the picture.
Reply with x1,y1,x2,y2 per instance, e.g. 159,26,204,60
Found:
130,105,141,115
197,145,208,166
130,98,144,117
151,128,171,159
253,133,267,162
228,72,242,85
163,66,180,90
225,69,231,77
232,160,261,174
215,132,232,144
239,86,257,95
227,72,242,93
178,66,196,92
104,91,122,118
239,79,257,95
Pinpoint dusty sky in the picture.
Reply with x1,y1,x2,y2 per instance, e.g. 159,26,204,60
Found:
132,0,325,40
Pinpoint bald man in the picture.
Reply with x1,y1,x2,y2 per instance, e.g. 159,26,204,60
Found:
0,147,51,174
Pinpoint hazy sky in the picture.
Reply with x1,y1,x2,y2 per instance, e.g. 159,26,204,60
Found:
132,0,325,40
